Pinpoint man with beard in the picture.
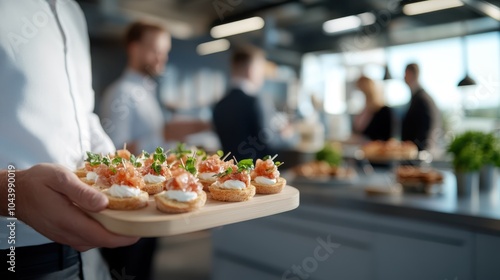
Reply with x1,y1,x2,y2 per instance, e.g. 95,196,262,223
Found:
100,21,171,155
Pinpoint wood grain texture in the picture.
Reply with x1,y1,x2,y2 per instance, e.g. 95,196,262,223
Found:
86,185,300,237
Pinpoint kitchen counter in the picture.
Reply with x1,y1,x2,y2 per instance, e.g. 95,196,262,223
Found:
213,170,500,280
287,170,500,234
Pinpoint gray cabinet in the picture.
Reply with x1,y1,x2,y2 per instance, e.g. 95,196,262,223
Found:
213,213,374,280
212,205,499,280
475,233,500,280
374,232,472,280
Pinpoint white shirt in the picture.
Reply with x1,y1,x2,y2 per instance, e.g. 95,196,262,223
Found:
0,0,114,249
100,68,165,153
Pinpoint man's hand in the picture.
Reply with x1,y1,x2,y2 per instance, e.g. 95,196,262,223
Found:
13,163,139,251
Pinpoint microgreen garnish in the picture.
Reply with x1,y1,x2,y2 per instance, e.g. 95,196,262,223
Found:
112,157,123,165
152,161,162,174
147,147,169,175
101,156,111,166
214,157,254,178
130,154,142,168
216,150,224,157
173,143,192,158
85,152,102,166
153,147,166,163
142,150,150,158
237,159,254,172
215,166,233,178
196,149,208,161
180,155,197,175
84,151,124,174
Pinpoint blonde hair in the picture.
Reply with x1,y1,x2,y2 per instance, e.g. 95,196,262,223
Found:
356,76,385,110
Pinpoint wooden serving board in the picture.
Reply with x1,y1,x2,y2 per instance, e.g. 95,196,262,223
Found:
87,186,300,237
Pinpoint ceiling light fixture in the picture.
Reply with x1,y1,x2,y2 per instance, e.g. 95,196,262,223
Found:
323,12,376,34
457,35,476,87
196,39,230,56
358,12,377,25
323,15,362,34
403,0,464,16
210,17,265,38
462,0,500,21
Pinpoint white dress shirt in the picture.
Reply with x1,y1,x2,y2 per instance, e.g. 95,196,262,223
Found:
0,0,114,249
100,68,165,153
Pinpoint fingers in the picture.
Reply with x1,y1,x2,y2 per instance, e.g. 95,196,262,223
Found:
53,203,139,250
17,164,138,250
48,165,108,212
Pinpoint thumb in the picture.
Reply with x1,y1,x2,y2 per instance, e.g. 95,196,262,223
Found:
50,165,108,212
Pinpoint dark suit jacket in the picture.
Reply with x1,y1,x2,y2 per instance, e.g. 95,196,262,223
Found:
362,106,395,141
212,88,273,160
401,88,440,151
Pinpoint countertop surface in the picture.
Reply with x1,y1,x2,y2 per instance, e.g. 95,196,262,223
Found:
285,169,500,234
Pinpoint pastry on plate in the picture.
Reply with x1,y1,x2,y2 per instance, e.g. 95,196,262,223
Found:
209,159,255,202
155,168,206,213
101,162,148,210
197,153,232,192
251,156,286,194
139,148,172,195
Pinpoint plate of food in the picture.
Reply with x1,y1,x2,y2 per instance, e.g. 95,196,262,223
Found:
359,139,419,162
396,165,444,194
75,145,299,237
290,144,357,186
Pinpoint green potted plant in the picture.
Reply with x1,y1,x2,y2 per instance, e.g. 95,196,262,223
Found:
478,132,500,191
447,131,485,196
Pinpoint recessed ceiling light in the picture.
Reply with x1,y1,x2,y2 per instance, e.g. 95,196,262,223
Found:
323,12,376,34
196,39,230,56
210,17,265,38
403,0,464,16
323,15,362,34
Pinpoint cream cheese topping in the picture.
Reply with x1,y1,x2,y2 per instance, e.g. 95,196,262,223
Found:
218,180,246,189
107,184,142,198
86,171,98,182
254,176,277,185
198,172,217,181
164,190,198,202
143,174,166,184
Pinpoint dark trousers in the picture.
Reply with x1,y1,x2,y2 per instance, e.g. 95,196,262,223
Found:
0,243,82,280
100,238,157,280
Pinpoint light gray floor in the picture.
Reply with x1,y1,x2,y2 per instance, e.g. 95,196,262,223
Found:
152,230,212,280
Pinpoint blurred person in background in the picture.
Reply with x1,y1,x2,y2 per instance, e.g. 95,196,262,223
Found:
212,45,297,160
353,76,395,141
100,21,171,155
401,63,440,151
0,1,138,278
99,21,171,280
